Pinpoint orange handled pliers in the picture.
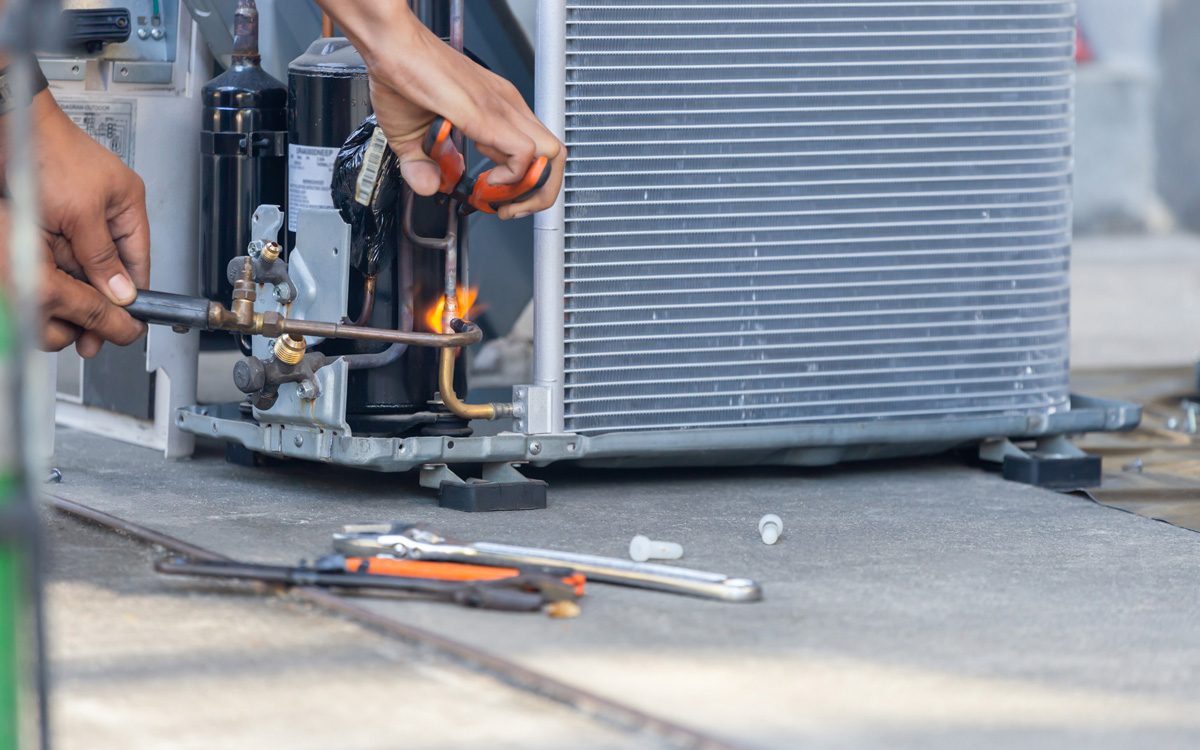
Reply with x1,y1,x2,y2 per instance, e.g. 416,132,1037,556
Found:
421,116,552,216
333,555,586,598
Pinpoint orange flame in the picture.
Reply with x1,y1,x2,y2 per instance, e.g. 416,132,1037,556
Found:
425,286,481,333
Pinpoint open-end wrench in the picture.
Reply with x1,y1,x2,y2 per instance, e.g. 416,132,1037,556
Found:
332,523,763,603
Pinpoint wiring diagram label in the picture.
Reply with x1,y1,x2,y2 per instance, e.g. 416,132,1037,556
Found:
57,98,137,168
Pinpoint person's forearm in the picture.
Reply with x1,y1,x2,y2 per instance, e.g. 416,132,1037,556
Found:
312,1,424,72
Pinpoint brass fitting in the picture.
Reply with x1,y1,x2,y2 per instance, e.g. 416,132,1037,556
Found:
229,262,258,330
259,241,281,263
273,334,307,365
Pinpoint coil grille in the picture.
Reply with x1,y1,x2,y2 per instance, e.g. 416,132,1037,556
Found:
561,0,1075,435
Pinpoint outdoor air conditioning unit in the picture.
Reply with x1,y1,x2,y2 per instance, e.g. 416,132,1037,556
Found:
521,0,1134,470
182,0,1138,500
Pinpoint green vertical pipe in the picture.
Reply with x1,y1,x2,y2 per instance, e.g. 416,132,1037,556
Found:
0,292,21,748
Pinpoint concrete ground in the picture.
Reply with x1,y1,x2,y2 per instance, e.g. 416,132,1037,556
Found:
46,511,649,750
42,231,1200,749
45,425,1200,750
1071,233,1200,369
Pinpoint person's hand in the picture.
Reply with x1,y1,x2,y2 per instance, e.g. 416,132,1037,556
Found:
0,203,146,354
317,4,564,220
30,90,150,356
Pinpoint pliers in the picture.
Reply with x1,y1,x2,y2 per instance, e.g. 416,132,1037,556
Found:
421,116,552,216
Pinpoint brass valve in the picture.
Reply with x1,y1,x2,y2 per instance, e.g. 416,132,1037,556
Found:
273,334,307,365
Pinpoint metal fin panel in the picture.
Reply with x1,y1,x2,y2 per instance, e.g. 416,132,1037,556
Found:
562,0,1074,435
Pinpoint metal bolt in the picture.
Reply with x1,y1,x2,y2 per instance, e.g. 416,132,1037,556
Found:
271,285,289,303
293,435,304,447
629,535,683,562
297,381,318,401
528,441,542,455
137,27,149,39
45,468,63,484
758,514,783,545
150,27,165,40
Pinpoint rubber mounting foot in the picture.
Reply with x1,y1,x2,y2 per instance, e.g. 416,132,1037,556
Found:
438,480,548,512
1002,454,1102,490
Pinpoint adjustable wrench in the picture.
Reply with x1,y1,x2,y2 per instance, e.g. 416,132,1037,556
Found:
332,523,762,603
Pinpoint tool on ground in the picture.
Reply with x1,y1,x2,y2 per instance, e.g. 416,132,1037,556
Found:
155,557,563,612
758,514,783,545
422,115,552,215
629,535,683,563
315,554,587,598
333,523,763,603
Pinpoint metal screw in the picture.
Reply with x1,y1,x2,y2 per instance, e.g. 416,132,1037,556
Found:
271,285,289,303
1167,417,1181,431
119,67,129,78
150,27,165,40
297,381,318,401
45,468,62,484
528,441,542,455
137,27,149,39
293,435,304,447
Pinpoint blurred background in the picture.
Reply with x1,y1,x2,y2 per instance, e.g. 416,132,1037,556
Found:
1071,0,1200,370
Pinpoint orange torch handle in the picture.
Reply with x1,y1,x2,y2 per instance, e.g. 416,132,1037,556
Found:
421,116,553,215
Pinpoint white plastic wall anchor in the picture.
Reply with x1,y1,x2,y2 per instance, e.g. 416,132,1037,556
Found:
758,514,783,545
629,535,683,562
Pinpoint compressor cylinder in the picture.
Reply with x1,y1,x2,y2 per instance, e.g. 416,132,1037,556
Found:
199,0,287,306
286,37,372,248
287,37,454,430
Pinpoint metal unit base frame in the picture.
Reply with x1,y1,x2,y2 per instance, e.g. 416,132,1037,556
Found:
178,394,1140,472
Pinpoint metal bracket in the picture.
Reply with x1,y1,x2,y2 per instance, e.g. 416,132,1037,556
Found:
514,384,553,435
179,0,234,68
419,463,465,489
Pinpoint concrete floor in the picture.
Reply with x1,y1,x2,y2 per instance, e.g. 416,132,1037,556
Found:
44,425,1200,750
1071,233,1200,369
46,512,648,750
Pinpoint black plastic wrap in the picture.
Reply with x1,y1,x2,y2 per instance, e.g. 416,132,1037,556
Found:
331,114,400,276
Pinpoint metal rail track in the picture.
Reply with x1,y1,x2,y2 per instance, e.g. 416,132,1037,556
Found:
46,494,740,750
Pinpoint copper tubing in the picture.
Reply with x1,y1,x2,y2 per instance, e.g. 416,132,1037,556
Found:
437,322,515,421
281,317,480,348
352,275,377,326
129,289,476,348
321,13,334,37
